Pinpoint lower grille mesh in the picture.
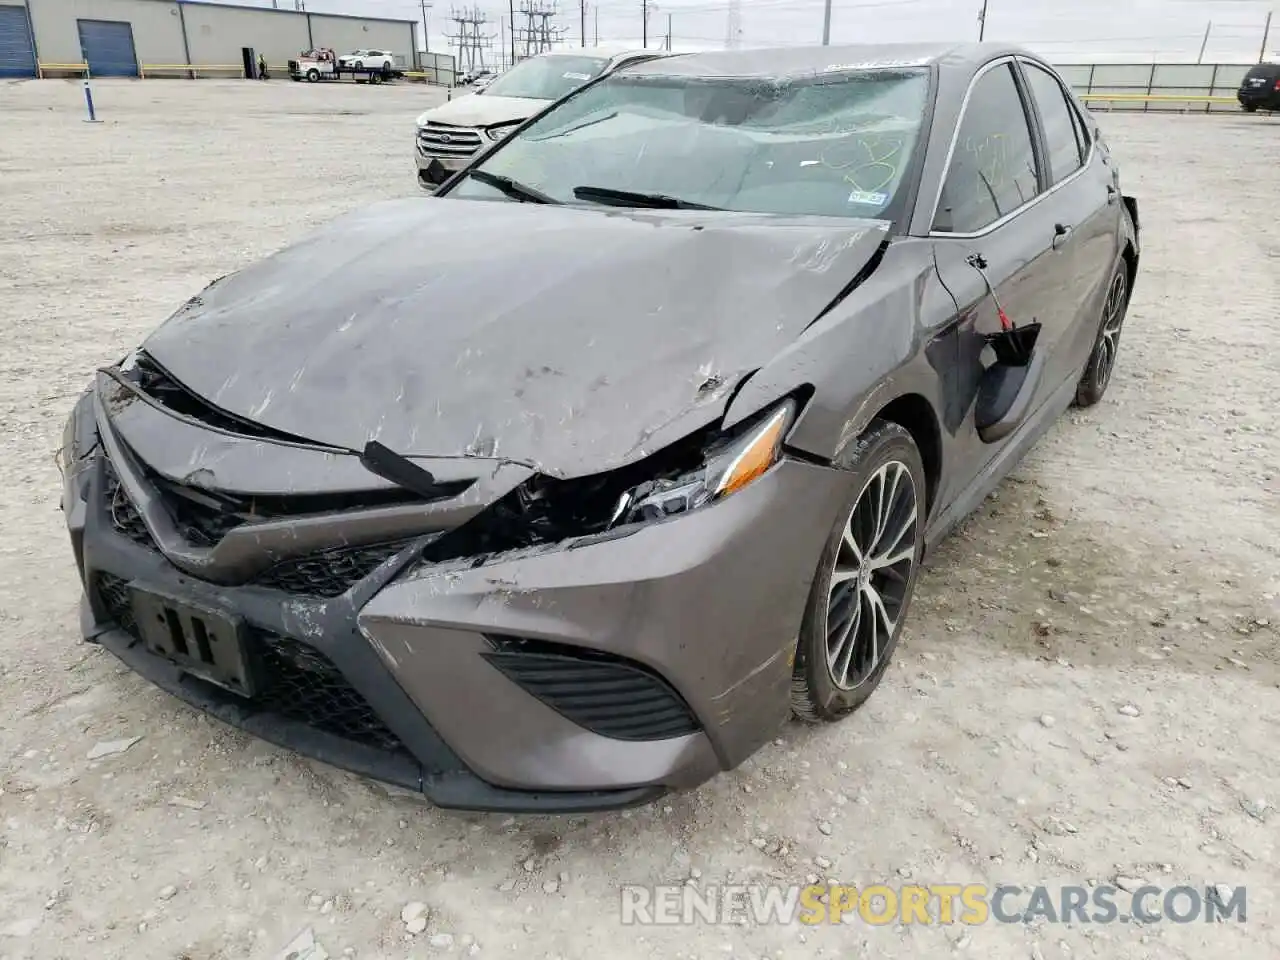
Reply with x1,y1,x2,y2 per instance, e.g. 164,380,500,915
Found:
95,572,136,633
253,541,412,598
482,639,701,741
255,632,405,752
93,573,404,753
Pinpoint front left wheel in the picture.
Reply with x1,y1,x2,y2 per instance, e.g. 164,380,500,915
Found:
791,420,926,723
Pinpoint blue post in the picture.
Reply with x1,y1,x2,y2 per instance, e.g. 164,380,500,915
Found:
82,80,102,123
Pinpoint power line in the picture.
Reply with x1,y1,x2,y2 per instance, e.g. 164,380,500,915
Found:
516,1,568,58
444,5,497,73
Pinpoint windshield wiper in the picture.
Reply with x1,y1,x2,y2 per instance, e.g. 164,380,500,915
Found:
463,169,558,204
572,185,723,211
529,111,619,141
359,441,446,499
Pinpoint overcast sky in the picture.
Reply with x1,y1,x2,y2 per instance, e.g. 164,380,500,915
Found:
293,0,1278,64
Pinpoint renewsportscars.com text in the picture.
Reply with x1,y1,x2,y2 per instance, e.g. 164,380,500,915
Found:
620,883,1247,926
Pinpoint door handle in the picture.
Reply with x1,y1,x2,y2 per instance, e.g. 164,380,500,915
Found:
1052,223,1073,250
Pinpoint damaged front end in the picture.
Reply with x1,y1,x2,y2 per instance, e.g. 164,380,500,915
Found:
404,394,805,574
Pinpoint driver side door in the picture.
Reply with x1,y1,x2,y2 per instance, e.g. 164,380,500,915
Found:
928,59,1074,512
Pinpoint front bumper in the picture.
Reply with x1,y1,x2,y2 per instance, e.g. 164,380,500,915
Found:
415,153,471,190
66,409,850,809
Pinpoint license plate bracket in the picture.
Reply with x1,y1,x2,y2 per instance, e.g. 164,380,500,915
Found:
129,585,258,697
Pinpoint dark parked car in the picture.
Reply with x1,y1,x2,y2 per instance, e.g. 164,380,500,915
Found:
59,42,1138,812
1237,62,1280,111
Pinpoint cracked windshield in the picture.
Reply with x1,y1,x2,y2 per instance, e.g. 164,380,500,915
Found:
451,67,931,218
479,53,611,99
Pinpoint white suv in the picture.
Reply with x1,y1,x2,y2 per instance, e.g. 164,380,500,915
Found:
415,48,668,191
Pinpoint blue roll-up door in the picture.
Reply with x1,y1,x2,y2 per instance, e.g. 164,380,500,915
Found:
77,19,138,78
0,5,36,78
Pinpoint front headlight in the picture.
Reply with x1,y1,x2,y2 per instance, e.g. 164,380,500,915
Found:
613,400,796,526
486,122,519,141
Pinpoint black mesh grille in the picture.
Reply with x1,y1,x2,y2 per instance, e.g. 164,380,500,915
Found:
255,632,404,752
253,541,412,598
102,459,154,550
92,573,403,753
482,639,701,741
95,572,136,632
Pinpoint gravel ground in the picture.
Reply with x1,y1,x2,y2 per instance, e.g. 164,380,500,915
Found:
0,79,1277,960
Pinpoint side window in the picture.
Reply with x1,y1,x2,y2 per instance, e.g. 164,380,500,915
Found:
1023,62,1085,184
932,63,1040,234
1068,92,1090,157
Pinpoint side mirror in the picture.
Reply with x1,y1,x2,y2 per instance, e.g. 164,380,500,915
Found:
974,323,1044,444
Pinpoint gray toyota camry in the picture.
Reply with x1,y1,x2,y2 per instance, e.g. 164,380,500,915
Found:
59,41,1138,812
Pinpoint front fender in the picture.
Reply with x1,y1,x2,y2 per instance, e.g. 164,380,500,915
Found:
722,239,954,463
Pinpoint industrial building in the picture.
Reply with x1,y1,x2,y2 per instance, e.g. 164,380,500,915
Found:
0,0,418,78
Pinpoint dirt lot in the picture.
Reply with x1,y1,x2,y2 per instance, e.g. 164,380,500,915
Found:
0,78,1277,960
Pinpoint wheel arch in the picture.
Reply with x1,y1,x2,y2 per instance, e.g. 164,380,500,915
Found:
862,393,942,515
1120,195,1140,300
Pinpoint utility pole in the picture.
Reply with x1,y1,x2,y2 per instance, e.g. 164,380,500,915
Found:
977,0,988,41
446,5,497,74
581,0,586,47
594,4,598,44
1197,20,1212,63
1261,10,1273,62
666,12,672,50
821,0,831,45
509,0,516,64
642,0,647,48
726,0,741,49
516,1,566,58
420,0,432,53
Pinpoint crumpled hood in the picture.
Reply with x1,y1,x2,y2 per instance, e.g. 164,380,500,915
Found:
141,197,888,478
415,94,549,129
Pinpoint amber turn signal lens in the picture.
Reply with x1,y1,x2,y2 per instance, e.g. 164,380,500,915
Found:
714,406,791,497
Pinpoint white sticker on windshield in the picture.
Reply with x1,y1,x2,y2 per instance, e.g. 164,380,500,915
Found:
848,189,889,206
563,71,592,80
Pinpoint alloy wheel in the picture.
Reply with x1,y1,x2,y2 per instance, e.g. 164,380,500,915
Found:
825,460,919,690
1094,270,1128,389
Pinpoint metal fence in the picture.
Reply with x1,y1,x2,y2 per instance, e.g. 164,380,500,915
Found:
412,51,456,86
1056,62,1253,112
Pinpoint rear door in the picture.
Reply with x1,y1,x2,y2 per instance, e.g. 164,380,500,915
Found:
1016,57,1120,385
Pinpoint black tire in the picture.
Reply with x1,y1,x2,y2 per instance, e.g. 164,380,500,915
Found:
1074,256,1131,407
354,60,364,70
1243,103,1259,113
369,71,382,85
306,68,319,83
791,420,926,723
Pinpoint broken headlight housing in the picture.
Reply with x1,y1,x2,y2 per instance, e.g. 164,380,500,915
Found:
409,398,800,571
612,399,796,527
57,387,99,504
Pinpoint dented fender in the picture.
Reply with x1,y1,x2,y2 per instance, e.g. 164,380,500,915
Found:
722,237,956,465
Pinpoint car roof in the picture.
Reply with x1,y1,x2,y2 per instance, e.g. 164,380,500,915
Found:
624,40,1038,80
533,46,657,63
